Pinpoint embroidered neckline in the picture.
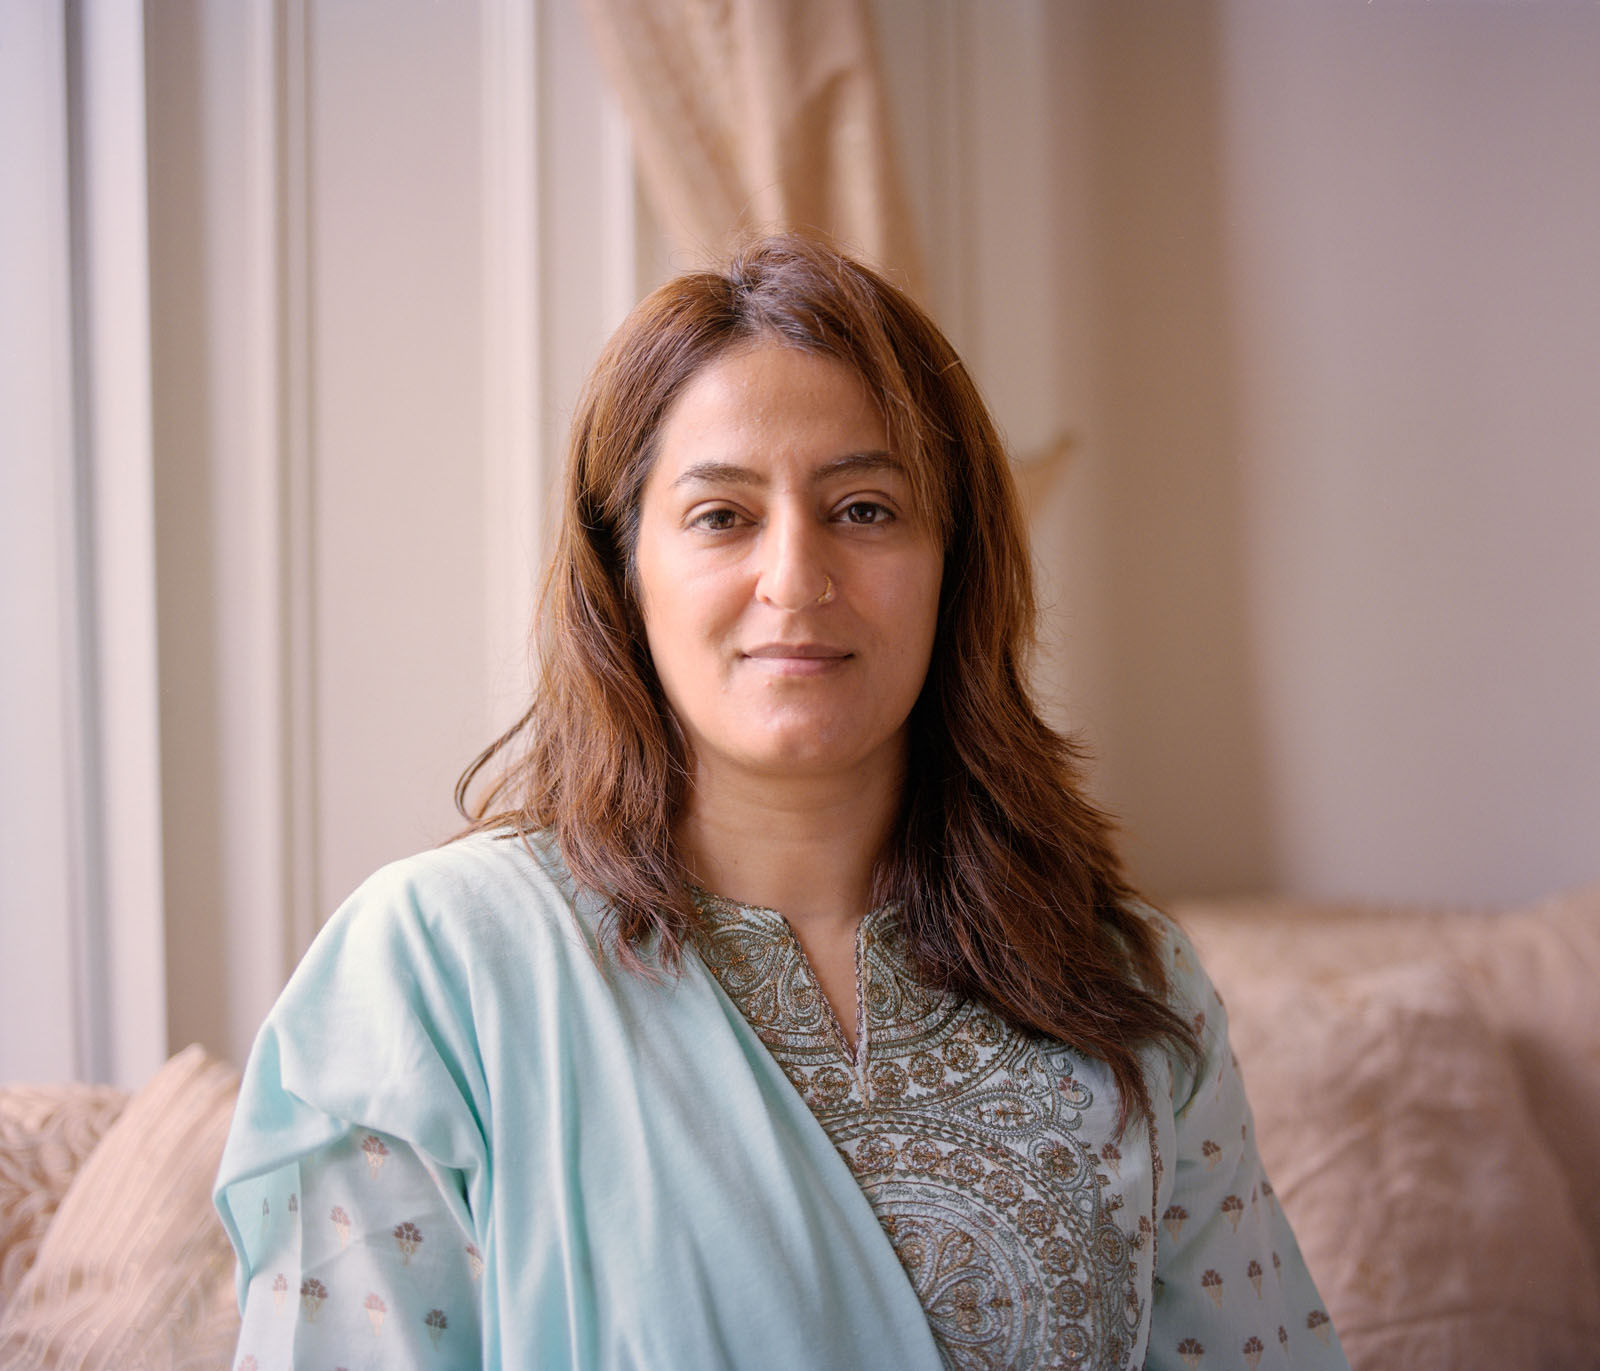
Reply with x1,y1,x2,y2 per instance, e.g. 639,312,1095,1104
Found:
688,883,1148,1369
688,888,897,1069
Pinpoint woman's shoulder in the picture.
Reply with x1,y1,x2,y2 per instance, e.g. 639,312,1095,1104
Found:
325,827,595,956
226,831,591,1174
348,825,567,902
263,829,604,1051
1121,899,1211,1008
1122,899,1236,1114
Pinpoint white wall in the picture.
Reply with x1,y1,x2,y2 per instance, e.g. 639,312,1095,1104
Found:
3,1,169,1086
2,2,82,1083
301,0,493,904
0,0,647,1079
1015,1,1600,903
1214,0,1600,903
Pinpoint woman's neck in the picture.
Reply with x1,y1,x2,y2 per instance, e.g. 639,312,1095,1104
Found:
677,754,902,937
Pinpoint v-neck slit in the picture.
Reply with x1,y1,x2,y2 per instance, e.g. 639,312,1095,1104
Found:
813,917,868,1068
689,886,876,1071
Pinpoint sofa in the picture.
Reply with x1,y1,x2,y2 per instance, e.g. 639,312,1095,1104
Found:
2,882,1597,1370
1181,882,1600,1370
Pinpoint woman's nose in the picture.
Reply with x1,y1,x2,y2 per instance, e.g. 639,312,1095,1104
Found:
754,513,831,611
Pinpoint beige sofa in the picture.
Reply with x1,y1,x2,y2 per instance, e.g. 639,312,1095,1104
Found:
2,884,1597,1370
1182,882,1600,1371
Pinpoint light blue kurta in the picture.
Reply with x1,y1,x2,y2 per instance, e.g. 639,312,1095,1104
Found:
216,830,1346,1369
217,831,943,1369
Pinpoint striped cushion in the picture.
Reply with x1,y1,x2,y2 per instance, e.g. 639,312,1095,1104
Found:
0,1084,129,1313
0,1045,241,1370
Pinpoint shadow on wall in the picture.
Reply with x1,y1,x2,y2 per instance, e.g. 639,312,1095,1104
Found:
147,0,230,1057
1064,0,1279,899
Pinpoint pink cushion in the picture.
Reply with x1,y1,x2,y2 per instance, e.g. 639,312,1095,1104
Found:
1182,881,1600,1272
1219,958,1600,1371
0,1046,241,1370
0,1085,128,1314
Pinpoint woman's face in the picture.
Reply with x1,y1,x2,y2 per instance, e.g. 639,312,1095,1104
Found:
633,344,943,790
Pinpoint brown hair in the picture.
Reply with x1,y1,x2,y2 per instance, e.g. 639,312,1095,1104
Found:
458,233,1197,1131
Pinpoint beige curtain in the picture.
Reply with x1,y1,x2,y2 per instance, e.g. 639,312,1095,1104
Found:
580,0,922,295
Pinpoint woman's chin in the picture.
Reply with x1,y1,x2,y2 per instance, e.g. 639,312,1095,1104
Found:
695,724,908,788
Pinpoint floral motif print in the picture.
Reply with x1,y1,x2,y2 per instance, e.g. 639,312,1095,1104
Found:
1221,1194,1245,1232
425,1308,449,1345
393,1219,423,1263
230,1129,484,1367
361,1134,389,1178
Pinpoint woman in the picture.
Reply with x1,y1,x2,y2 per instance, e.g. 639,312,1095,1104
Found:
217,235,1346,1369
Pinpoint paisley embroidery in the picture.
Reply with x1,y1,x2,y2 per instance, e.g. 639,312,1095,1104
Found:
694,893,1143,1370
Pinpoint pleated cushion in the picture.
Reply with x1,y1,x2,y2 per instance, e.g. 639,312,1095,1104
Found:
0,1045,241,1370
0,1083,129,1314
1221,958,1600,1371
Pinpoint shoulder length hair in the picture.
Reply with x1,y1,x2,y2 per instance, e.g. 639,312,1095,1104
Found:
458,233,1196,1131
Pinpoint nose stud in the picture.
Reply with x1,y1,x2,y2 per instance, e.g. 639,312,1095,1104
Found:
816,576,836,606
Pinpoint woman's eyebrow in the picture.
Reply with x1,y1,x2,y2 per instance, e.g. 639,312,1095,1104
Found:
814,451,901,482
670,460,763,489
670,451,901,489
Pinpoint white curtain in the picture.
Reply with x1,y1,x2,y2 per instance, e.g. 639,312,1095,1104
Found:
580,0,923,294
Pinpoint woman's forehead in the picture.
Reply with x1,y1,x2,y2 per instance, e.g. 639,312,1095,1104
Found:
660,342,881,433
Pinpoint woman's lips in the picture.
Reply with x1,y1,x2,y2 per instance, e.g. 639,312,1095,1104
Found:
744,642,850,659
741,642,853,674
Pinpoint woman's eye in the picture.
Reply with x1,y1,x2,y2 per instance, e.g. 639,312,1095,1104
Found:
841,501,892,525
691,507,741,531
